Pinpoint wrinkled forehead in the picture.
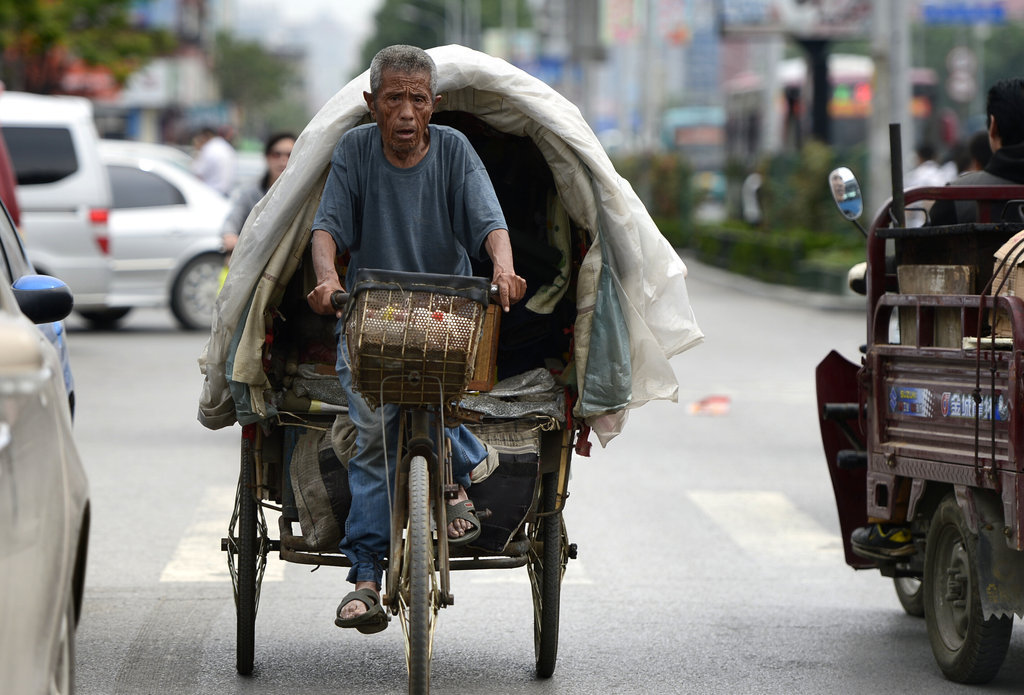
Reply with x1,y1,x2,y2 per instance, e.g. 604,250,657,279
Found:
376,68,433,96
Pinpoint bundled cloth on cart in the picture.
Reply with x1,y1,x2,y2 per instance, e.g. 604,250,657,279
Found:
460,367,566,424
197,45,703,445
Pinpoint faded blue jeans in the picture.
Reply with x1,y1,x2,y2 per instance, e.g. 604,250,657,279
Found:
336,334,484,587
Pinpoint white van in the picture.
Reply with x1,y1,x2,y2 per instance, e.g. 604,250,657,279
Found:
0,91,118,323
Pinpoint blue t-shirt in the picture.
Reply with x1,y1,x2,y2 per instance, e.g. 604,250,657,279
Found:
312,123,506,289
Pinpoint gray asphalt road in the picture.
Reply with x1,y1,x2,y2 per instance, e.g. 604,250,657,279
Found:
66,258,1024,694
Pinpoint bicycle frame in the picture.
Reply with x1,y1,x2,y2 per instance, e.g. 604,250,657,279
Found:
386,406,454,611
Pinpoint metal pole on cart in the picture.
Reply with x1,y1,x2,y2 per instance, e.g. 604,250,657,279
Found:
890,123,906,228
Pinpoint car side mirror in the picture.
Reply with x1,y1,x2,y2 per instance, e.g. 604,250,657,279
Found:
828,167,863,221
12,274,74,324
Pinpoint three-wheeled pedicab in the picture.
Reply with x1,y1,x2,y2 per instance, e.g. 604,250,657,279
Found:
818,141,1024,684
197,46,702,693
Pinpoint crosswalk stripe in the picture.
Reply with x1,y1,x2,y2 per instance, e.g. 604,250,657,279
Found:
687,490,843,563
160,486,285,583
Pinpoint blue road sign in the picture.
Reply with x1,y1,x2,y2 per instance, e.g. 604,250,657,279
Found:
922,2,1006,24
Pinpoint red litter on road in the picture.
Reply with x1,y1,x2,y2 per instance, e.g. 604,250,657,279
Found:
688,395,731,416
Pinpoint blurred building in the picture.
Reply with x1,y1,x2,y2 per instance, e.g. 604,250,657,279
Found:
221,0,351,115
719,0,1024,160
70,0,1024,158
90,0,311,145
524,0,721,163
90,0,220,142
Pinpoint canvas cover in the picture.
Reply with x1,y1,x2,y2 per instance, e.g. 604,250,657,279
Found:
197,45,703,445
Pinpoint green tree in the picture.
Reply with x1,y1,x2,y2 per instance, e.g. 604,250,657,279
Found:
358,0,533,72
0,0,174,94
212,32,301,139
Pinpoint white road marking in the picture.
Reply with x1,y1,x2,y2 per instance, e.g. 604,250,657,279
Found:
160,486,284,583
687,490,843,563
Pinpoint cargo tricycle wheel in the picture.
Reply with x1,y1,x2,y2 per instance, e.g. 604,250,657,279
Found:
231,434,261,675
893,577,924,618
529,471,566,678
923,495,1013,684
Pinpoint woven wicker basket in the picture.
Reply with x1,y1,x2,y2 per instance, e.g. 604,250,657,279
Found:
344,270,489,409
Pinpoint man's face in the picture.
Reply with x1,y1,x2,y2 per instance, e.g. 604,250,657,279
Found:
831,175,845,199
365,68,439,158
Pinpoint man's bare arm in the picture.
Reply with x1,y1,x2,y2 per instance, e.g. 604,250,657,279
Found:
307,229,345,317
483,228,527,311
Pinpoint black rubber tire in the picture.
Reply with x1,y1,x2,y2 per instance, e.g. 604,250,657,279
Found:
894,577,925,618
78,307,131,328
406,454,433,694
531,471,563,679
171,253,222,330
923,495,1013,684
236,437,258,676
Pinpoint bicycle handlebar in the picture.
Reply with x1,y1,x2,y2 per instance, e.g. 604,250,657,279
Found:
330,290,349,312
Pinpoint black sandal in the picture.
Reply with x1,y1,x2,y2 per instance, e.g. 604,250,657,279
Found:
446,499,482,547
334,588,389,634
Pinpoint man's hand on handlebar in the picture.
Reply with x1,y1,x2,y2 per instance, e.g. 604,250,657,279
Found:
491,270,526,312
307,281,346,318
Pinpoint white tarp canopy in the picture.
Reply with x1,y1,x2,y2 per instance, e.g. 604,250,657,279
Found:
198,45,703,445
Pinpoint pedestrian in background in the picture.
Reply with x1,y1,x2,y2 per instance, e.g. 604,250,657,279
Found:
966,129,993,172
191,126,237,196
221,132,296,255
905,142,952,226
218,131,296,290
905,141,951,189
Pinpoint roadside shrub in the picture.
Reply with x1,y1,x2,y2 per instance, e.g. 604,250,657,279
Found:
612,152,695,224
613,142,868,293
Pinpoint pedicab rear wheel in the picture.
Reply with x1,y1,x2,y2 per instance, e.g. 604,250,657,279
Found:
234,435,259,675
401,454,435,694
923,495,1012,684
529,471,565,678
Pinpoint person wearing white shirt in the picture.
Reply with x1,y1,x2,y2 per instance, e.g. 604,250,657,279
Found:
904,142,952,226
191,126,237,195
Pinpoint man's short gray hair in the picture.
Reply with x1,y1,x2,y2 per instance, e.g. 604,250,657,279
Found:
369,45,438,96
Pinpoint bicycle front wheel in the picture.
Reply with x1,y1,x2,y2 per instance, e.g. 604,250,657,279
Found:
401,454,436,694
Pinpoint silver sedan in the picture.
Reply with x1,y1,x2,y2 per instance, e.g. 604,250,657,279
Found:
98,140,230,330
0,202,88,695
